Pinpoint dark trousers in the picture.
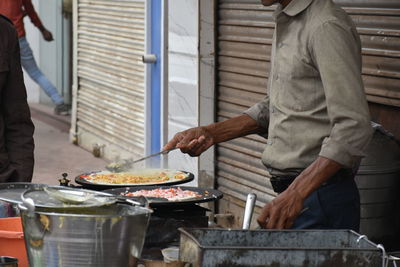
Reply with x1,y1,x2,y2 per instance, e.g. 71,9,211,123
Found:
270,170,360,231
292,177,360,231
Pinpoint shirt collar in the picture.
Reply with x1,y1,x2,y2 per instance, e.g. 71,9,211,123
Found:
273,0,313,19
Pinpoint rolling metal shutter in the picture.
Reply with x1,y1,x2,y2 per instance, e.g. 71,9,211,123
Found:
216,0,276,225
216,0,400,226
336,0,400,107
74,0,146,160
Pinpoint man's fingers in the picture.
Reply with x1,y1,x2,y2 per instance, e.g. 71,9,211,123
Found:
182,139,199,154
276,211,287,229
192,140,211,156
164,128,213,157
257,204,271,229
198,135,206,143
178,135,207,154
266,208,280,229
285,219,294,229
163,133,183,151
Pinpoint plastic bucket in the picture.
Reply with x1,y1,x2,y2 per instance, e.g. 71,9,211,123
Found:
0,217,28,267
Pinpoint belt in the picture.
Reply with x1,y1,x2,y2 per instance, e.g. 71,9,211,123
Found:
269,168,354,194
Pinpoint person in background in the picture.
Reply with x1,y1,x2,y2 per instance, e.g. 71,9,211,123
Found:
0,15,35,217
0,0,70,115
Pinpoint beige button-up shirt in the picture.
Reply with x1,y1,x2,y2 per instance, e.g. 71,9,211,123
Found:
244,0,373,176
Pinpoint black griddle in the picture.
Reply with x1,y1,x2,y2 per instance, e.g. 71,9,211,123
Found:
104,185,223,207
75,170,195,190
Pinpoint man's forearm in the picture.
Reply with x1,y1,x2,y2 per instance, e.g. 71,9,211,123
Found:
204,114,266,144
288,156,343,199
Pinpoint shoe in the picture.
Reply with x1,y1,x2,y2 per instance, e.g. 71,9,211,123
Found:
54,103,71,116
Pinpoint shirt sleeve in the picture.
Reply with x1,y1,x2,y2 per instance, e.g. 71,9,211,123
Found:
2,23,35,182
243,94,270,130
22,0,43,29
310,20,373,168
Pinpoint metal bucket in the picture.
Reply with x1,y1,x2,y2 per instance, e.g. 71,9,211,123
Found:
19,204,152,267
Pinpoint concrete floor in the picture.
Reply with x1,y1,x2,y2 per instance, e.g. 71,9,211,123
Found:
30,104,107,186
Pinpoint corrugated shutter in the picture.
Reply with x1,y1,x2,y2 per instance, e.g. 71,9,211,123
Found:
75,0,145,159
336,0,400,107
216,0,276,225
216,0,400,226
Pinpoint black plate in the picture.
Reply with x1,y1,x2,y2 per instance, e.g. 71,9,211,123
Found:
75,170,195,190
0,183,47,204
104,185,223,207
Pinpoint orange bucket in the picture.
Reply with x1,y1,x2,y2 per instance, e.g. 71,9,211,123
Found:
0,217,28,267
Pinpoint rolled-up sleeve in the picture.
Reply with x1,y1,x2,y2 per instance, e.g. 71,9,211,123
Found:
244,95,270,130
311,21,373,167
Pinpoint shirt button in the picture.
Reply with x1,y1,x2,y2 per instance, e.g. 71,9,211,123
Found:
278,43,283,48
267,140,273,145
271,107,275,113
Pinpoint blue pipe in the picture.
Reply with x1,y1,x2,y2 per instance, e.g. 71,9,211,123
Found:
150,0,161,155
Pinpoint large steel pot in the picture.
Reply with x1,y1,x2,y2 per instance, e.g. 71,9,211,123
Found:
18,198,152,267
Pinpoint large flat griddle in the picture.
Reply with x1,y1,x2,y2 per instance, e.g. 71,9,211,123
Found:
75,170,194,190
104,185,223,207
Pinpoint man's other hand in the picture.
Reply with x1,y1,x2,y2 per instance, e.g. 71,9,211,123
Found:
257,187,305,229
41,28,54,41
163,127,215,157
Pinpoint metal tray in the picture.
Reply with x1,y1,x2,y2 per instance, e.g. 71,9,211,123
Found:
104,186,222,207
75,170,194,190
179,228,382,267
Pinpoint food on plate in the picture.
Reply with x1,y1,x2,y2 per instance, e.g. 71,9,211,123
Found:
81,169,189,185
122,187,202,201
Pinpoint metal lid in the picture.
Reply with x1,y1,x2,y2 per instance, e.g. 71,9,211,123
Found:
21,186,117,209
358,123,400,174
0,183,46,204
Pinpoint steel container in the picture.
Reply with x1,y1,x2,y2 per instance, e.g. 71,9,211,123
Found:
355,123,400,242
179,228,382,267
20,204,152,267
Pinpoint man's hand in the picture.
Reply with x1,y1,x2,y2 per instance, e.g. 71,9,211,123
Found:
163,127,214,157
163,114,264,157
257,187,305,229
40,28,53,41
257,156,343,229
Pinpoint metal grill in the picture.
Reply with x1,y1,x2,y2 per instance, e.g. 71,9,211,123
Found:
75,0,146,159
216,0,400,225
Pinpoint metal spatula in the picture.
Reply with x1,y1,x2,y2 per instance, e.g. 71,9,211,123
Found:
106,148,177,172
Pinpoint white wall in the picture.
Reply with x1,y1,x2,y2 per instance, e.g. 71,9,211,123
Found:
38,0,63,105
24,0,41,103
167,0,199,184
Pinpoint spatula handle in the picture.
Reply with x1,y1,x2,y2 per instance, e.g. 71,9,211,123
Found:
242,193,257,230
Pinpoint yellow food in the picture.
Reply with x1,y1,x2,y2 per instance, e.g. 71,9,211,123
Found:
82,170,189,185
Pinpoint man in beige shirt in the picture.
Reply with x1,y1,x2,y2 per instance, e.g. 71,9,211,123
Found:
164,0,372,230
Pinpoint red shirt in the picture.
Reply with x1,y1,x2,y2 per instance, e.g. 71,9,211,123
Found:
0,0,43,37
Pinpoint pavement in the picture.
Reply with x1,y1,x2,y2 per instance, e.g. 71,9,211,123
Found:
30,103,107,186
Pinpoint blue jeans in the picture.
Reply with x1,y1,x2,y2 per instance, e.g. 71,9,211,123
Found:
19,36,64,105
292,177,360,231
